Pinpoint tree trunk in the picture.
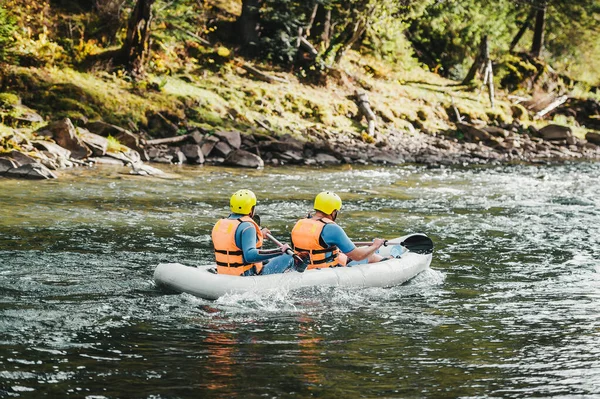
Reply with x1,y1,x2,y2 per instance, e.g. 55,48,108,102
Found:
462,35,488,85
311,5,331,48
237,0,262,55
509,8,535,52
332,19,366,65
531,1,547,58
120,0,154,78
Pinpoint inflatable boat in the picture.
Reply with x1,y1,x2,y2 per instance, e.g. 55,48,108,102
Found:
153,234,433,300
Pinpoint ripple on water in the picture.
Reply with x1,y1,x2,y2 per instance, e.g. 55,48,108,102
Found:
1,163,600,397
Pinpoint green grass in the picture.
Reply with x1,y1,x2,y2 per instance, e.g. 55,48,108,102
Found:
0,48,578,150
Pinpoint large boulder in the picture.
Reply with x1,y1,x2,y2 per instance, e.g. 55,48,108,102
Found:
214,130,241,149
223,149,264,168
79,130,109,156
213,141,232,157
1,150,37,165
0,158,18,174
32,140,72,159
456,123,492,143
314,153,341,164
6,163,57,179
539,124,572,141
36,118,92,159
585,132,600,146
179,144,205,164
200,135,220,156
84,120,146,157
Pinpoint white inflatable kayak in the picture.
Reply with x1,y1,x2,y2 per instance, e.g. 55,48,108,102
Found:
153,234,433,300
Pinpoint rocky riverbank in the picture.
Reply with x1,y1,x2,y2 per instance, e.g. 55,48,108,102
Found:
2,112,600,180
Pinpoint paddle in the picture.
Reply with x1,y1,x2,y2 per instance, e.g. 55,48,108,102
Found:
252,214,308,271
354,233,434,255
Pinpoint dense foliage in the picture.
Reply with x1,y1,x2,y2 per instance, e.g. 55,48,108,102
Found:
406,0,600,84
0,3,16,62
0,0,598,85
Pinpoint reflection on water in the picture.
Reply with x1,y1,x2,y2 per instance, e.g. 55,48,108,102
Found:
1,162,599,397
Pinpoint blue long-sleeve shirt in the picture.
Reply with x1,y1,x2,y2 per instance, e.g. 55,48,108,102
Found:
230,214,281,263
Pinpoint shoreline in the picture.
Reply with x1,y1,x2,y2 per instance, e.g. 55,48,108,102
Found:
1,117,600,180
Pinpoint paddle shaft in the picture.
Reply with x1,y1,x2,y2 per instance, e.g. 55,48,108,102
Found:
354,234,434,255
265,233,304,263
354,240,399,247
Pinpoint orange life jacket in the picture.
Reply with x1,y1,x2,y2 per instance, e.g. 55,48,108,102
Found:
291,217,340,269
212,216,264,275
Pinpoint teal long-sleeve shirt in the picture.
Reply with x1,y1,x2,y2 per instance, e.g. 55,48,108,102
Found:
229,214,281,263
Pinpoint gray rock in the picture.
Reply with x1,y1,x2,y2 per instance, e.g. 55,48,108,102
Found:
370,151,404,165
129,162,168,177
6,163,57,179
0,158,18,173
190,130,204,144
180,144,205,164
279,150,304,162
12,105,44,125
37,118,92,159
456,123,492,143
213,141,232,157
214,130,241,149
200,135,220,156
585,132,600,145
539,124,572,141
2,151,36,165
258,139,304,153
223,149,264,168
79,130,109,156
32,140,72,159
170,149,186,164
483,126,509,138
105,148,141,164
90,156,125,166
314,153,341,164
84,121,145,155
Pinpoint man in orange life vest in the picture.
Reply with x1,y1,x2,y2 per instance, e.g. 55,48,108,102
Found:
212,189,296,276
291,191,386,269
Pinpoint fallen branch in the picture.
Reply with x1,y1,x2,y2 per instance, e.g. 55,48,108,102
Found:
241,63,288,84
535,95,568,119
450,96,463,123
171,24,211,46
354,90,377,136
482,59,495,108
146,134,190,145
298,37,318,59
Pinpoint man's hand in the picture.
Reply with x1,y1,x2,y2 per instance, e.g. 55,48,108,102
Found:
372,238,385,249
261,227,271,236
280,243,291,254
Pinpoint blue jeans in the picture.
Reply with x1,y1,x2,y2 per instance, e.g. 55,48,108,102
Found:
241,254,295,276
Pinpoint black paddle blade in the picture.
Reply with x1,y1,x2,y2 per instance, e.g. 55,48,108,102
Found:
401,234,434,254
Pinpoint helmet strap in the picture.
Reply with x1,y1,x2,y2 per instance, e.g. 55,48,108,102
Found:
331,210,338,221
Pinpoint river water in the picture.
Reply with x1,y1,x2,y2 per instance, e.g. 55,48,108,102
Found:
1,162,599,398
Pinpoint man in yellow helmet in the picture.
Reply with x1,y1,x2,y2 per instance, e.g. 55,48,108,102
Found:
291,191,386,270
212,189,297,276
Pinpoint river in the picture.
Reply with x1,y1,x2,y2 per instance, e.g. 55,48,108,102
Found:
1,162,599,398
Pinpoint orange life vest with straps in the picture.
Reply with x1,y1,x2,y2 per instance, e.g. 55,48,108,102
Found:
291,217,340,269
212,216,264,275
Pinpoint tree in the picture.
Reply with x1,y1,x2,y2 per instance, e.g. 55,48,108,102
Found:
120,0,155,77
237,0,262,55
530,0,547,58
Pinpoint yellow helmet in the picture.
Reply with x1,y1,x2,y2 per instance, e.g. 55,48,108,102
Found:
230,189,257,214
314,191,342,214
